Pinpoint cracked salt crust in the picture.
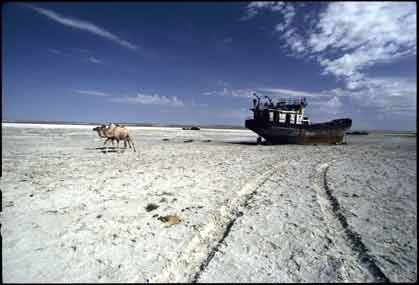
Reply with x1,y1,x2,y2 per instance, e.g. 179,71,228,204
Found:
1,125,417,282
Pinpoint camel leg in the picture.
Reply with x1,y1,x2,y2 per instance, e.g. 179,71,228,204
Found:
104,138,112,149
129,137,136,152
103,138,113,152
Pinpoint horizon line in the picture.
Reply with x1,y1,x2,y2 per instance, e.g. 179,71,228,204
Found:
2,119,416,133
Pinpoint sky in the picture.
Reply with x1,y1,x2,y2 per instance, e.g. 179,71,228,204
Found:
2,2,417,130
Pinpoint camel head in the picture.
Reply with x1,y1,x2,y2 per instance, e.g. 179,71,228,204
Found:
93,125,105,131
93,125,108,138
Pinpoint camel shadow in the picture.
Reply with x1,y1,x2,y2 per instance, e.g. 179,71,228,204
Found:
84,146,119,150
101,149,124,154
84,146,130,153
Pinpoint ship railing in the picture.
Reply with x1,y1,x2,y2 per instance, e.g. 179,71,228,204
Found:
274,97,306,106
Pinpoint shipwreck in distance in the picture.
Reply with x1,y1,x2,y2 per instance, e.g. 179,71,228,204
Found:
245,93,352,144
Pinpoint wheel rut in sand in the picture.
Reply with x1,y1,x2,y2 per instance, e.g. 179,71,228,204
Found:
151,162,287,283
313,163,390,283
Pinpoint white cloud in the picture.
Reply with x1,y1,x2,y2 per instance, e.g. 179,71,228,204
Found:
258,87,328,98
231,89,255,98
241,2,286,20
281,3,296,27
243,2,303,57
279,2,415,88
216,79,229,87
207,76,416,123
241,2,417,124
75,90,110,96
202,88,229,96
48,48,62,54
190,98,208,108
86,56,103,64
309,3,416,54
202,87,254,98
323,96,342,112
244,3,416,88
312,76,417,120
242,2,295,29
26,5,138,50
345,77,416,113
223,37,233,44
110,93,185,107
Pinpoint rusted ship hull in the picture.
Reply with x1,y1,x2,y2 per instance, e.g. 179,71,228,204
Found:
245,118,352,144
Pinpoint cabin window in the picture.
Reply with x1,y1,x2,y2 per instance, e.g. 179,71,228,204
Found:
269,111,274,122
279,113,285,123
291,114,295,124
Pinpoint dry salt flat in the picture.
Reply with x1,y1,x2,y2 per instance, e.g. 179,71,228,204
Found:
1,123,416,283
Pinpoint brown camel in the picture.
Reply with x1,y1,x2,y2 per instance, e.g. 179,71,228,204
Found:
93,124,116,147
94,123,136,152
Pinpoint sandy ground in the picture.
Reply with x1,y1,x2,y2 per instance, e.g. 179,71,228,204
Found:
1,123,417,283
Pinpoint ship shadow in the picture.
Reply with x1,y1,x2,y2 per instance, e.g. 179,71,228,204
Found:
226,141,274,146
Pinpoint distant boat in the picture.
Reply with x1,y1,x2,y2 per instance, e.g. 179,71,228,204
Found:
346,131,369,135
182,126,200,130
245,93,352,144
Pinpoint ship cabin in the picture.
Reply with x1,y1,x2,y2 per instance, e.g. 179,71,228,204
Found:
251,96,310,126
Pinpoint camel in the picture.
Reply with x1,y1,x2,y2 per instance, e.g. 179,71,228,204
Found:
93,124,116,147
93,123,136,152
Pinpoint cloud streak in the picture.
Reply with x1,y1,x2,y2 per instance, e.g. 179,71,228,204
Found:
86,56,103,64
48,48,62,55
258,87,328,98
203,88,255,98
109,93,185,107
240,2,286,20
74,90,110,96
75,89,187,108
26,5,138,50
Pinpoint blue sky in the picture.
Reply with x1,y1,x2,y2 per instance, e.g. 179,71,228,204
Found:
3,2,417,130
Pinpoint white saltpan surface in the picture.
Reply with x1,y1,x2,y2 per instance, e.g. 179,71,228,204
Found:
1,125,416,282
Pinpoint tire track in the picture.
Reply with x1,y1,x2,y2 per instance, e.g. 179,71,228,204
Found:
313,163,390,283
151,162,287,283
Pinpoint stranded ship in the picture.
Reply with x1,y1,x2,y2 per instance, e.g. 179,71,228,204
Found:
245,93,352,144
